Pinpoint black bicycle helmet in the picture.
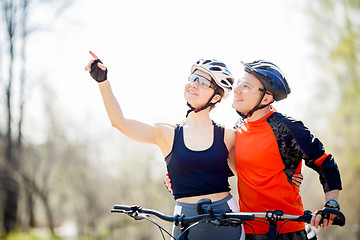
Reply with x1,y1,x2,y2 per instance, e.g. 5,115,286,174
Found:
236,60,291,119
242,60,291,101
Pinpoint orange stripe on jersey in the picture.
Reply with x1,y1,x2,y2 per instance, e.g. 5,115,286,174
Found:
314,153,331,166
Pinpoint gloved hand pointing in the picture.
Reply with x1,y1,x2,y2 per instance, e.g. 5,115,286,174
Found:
85,51,108,82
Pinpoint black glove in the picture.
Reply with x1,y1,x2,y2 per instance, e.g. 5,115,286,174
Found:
90,59,108,82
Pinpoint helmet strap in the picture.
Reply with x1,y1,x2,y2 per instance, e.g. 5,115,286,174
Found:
236,90,273,119
186,91,219,118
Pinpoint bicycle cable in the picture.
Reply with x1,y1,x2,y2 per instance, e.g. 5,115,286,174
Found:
275,219,291,240
141,213,175,240
245,219,279,239
176,219,207,240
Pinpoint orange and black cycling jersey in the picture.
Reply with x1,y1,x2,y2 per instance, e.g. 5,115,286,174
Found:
234,106,342,234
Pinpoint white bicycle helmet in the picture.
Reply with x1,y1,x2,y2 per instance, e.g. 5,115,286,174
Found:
191,59,234,99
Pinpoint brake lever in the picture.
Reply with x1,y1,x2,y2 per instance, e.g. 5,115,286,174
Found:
131,212,146,220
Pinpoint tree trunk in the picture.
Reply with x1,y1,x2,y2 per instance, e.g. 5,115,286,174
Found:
25,188,36,228
1,0,20,233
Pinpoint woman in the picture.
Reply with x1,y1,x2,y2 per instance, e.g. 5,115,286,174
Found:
85,51,244,239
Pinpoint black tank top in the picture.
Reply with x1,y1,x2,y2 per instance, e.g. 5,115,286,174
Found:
165,121,232,200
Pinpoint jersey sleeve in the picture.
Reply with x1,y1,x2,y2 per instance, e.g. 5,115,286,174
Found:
283,117,342,192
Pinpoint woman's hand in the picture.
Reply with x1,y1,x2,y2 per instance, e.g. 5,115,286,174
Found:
85,51,108,82
292,173,303,188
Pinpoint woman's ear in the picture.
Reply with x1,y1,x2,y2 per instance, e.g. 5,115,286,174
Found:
211,94,222,104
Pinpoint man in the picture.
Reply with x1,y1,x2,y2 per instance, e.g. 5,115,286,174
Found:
232,60,342,240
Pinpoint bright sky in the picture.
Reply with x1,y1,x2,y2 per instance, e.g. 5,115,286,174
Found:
23,0,320,144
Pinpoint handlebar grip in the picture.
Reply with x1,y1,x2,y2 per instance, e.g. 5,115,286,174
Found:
113,205,140,212
114,205,132,211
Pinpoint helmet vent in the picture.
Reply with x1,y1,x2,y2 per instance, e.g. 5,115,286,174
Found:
210,62,226,68
209,66,221,71
226,78,234,85
221,80,230,87
203,60,211,64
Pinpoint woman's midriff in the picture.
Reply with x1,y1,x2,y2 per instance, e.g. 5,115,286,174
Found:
176,192,230,204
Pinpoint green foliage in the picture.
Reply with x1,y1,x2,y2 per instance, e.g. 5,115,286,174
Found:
306,0,360,239
1,229,60,240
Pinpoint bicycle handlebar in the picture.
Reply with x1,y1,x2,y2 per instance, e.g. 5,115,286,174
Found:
111,205,345,227
241,208,345,226
112,205,255,226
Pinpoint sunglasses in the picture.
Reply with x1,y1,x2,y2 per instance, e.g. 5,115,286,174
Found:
188,73,215,90
236,79,271,95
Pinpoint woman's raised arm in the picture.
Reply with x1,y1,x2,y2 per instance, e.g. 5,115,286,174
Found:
85,51,173,150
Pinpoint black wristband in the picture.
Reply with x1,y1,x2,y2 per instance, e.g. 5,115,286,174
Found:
90,59,108,82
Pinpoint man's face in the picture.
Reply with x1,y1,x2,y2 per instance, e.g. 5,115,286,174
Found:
232,72,265,113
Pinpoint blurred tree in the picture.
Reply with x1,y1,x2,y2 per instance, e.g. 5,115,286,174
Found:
104,141,174,240
0,0,72,235
1,1,173,238
1,0,26,233
307,0,360,239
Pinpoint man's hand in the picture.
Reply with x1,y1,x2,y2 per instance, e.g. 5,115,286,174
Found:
311,195,340,228
311,209,334,228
